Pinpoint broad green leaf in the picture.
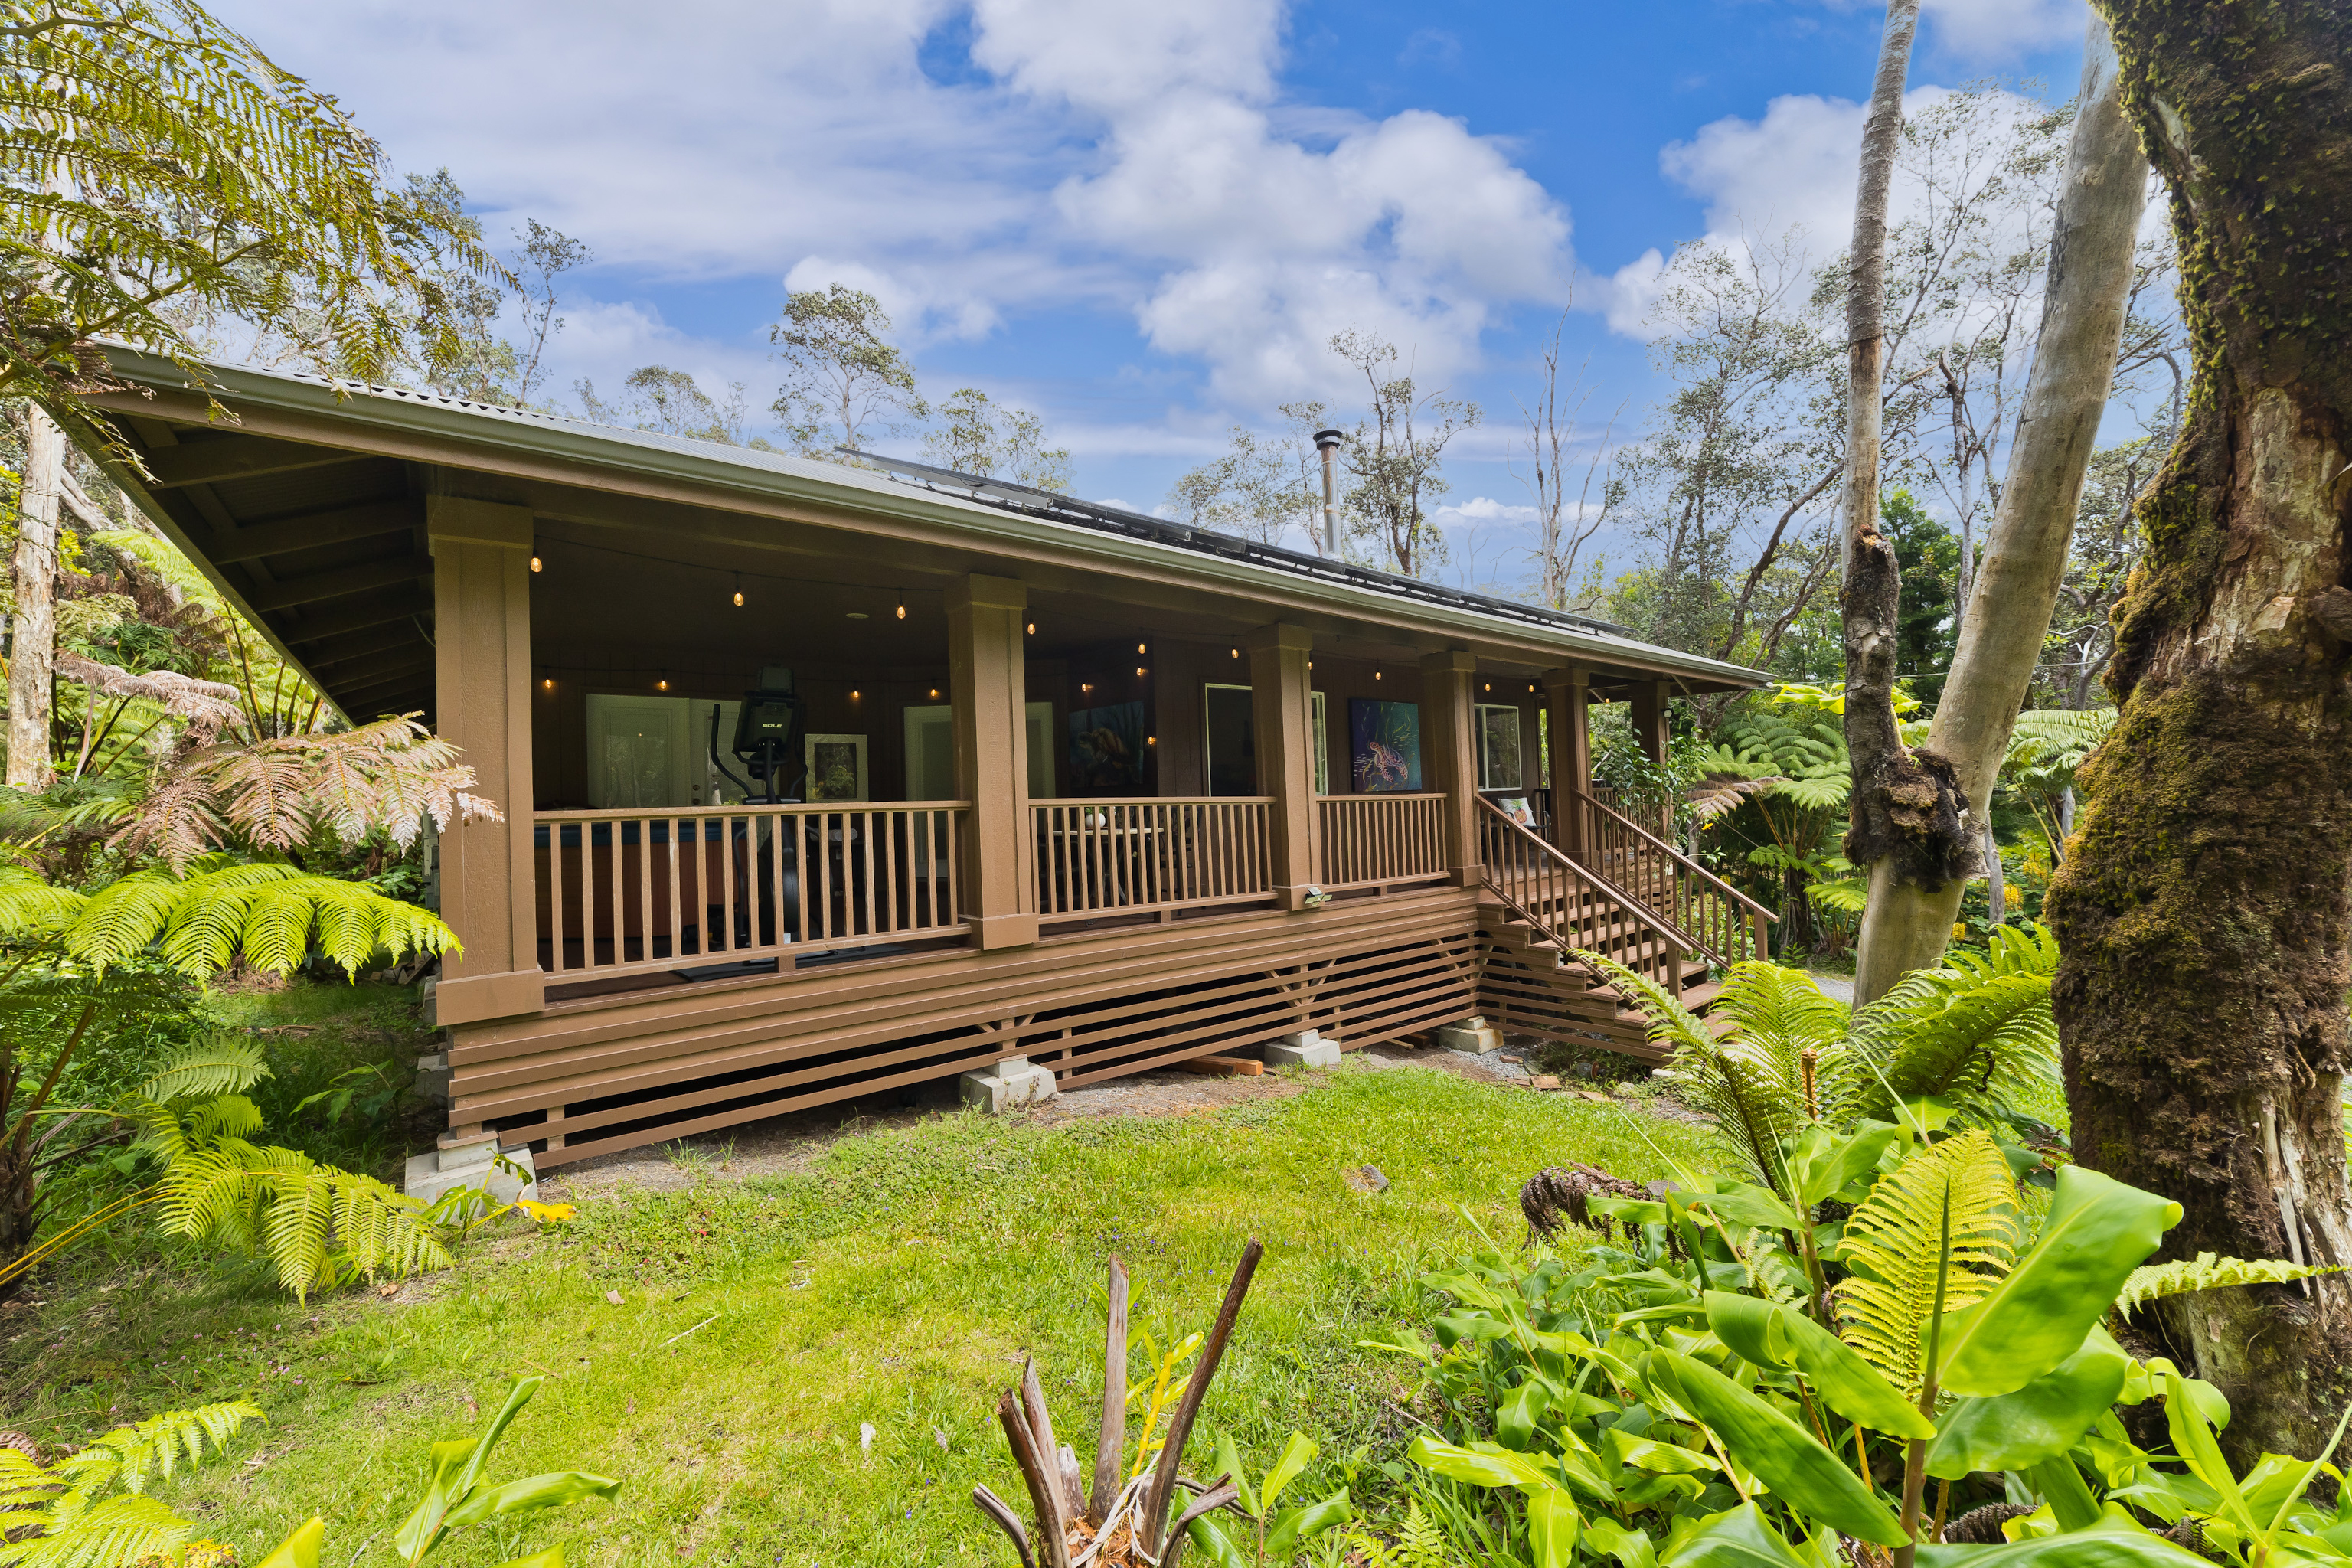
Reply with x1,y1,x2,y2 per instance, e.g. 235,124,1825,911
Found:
1688,1184,1803,1235
1213,1432,1258,1518
1498,1377,1550,1450
2166,1369,2259,1537
1529,1485,1581,1568
1261,1430,1316,1512
1435,1313,1514,1345
2025,1455,2105,1533
1601,1426,1720,1475
440,1469,624,1528
1916,1532,2215,1568
1406,1433,1563,1494
1621,1472,1710,1511
1264,1491,1351,1557
1928,1330,2129,1478
1647,1351,1906,1547
1186,1511,1250,1568
254,1518,325,1568
1704,1292,1932,1440
1660,1504,1811,1568
1939,1168,2180,1398
1589,1514,1661,1568
1786,1123,1905,1208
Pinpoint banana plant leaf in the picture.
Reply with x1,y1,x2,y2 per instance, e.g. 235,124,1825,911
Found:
1645,1351,1906,1547
1938,1167,2179,1398
1703,1292,1933,1440
1927,1330,2129,1478
1658,1504,1811,1568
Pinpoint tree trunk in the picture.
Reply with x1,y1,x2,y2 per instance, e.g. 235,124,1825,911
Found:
2047,0,2352,1462
5,407,63,789
1855,17,2148,998
1843,0,1981,1005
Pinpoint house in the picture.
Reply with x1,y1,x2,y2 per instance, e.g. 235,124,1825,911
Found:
85,354,1772,1174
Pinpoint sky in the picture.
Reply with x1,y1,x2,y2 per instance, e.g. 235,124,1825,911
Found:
211,0,2098,592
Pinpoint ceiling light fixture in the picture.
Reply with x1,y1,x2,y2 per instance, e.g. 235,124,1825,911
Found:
847,612,868,620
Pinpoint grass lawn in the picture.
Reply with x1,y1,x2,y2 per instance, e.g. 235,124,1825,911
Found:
4,1060,1725,1566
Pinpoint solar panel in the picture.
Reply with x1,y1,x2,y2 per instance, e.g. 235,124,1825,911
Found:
840,447,1638,642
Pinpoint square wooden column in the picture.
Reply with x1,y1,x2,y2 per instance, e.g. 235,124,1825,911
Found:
948,573,1037,949
426,497,544,1026
1419,648,1481,887
1632,678,1671,766
1246,623,1317,907
1544,666,1591,855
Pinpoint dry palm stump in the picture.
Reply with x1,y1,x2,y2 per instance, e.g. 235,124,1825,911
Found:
972,1240,1263,1568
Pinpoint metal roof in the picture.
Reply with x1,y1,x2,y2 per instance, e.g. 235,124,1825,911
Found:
93,351,1772,695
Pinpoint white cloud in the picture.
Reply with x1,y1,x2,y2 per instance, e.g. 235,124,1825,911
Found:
1802,0,2088,62
211,0,1572,417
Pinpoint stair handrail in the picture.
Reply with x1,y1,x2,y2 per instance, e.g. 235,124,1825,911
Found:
1563,787,1779,925
1476,796,1704,959
1561,786,1775,965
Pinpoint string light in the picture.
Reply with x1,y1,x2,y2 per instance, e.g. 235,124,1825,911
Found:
1081,682,1093,694
732,573,744,608
1135,666,1145,678
1230,648,1240,658
541,678,554,690
528,552,542,573
929,688,939,698
1027,622,1036,635
897,604,906,619
1137,642,1146,655
1146,736,1157,746
1375,671,1383,681
657,675,669,691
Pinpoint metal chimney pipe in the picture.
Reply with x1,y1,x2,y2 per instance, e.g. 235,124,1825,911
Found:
1314,428,1344,555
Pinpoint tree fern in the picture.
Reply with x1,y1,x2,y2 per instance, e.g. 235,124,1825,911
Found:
0,1400,258,1567
135,1036,269,1103
2115,1252,2345,1318
1583,950,1815,1194
156,1138,451,1300
1831,925,2060,1125
57,859,459,977
1349,1501,1454,1568
1834,1131,2018,1398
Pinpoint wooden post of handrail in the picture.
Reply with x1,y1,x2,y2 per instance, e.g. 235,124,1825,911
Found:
1246,624,1318,906
426,497,544,1030
1543,666,1590,858
949,574,1038,949
1421,649,1481,888
1632,678,1671,768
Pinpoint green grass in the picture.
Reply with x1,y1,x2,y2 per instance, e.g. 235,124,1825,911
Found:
2,1063,1721,1566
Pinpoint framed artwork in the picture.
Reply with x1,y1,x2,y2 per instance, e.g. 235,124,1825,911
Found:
1067,701,1145,793
1349,698,1423,792
804,733,869,802
1475,704,1524,789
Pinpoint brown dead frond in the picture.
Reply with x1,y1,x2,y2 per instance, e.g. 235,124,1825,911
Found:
57,654,243,733
1521,1163,1659,1246
113,714,502,870
1686,772,1783,822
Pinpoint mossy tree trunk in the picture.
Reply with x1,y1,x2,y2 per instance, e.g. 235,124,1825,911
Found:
2047,0,2352,1460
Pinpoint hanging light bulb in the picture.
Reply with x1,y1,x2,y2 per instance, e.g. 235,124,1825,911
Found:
1027,622,1036,635
1136,642,1145,655
896,603,906,619
529,552,542,573
657,674,669,691
732,573,744,608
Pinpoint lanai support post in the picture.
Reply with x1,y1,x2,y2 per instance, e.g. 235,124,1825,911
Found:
948,573,1038,952
1544,666,1591,858
1632,678,1671,767
1246,622,1318,910
426,496,544,1031
1421,648,1481,888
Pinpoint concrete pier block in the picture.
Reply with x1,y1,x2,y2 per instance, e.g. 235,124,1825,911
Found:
1264,1030,1341,1070
1436,1016,1501,1054
959,1055,1058,1112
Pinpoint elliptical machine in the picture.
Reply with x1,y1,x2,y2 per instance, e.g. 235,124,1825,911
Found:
708,667,806,946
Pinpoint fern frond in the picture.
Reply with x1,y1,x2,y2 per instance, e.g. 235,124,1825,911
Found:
155,1139,450,1301
2115,1253,2345,1317
135,1037,270,1104
2,1490,192,1568
1833,1130,2017,1398
55,1401,261,1497
1829,926,2059,1125
0,863,87,939
1592,950,1818,1193
64,861,459,978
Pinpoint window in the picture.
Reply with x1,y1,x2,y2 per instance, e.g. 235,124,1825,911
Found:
1204,684,1329,795
1475,704,1524,790
1204,684,1256,795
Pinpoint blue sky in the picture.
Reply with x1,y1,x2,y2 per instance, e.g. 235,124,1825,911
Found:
214,0,2094,589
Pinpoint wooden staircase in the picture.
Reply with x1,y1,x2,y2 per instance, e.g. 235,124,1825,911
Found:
1472,798,1771,1060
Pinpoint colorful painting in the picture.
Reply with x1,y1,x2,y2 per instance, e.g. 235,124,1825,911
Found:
1067,701,1145,792
804,733,867,802
1349,698,1423,792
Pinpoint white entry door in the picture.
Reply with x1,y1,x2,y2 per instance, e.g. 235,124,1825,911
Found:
585,695,696,808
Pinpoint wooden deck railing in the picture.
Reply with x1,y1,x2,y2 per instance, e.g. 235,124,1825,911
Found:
1558,788,1772,967
1032,798,1273,917
534,802,969,981
1478,796,1692,998
1318,792,1448,887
